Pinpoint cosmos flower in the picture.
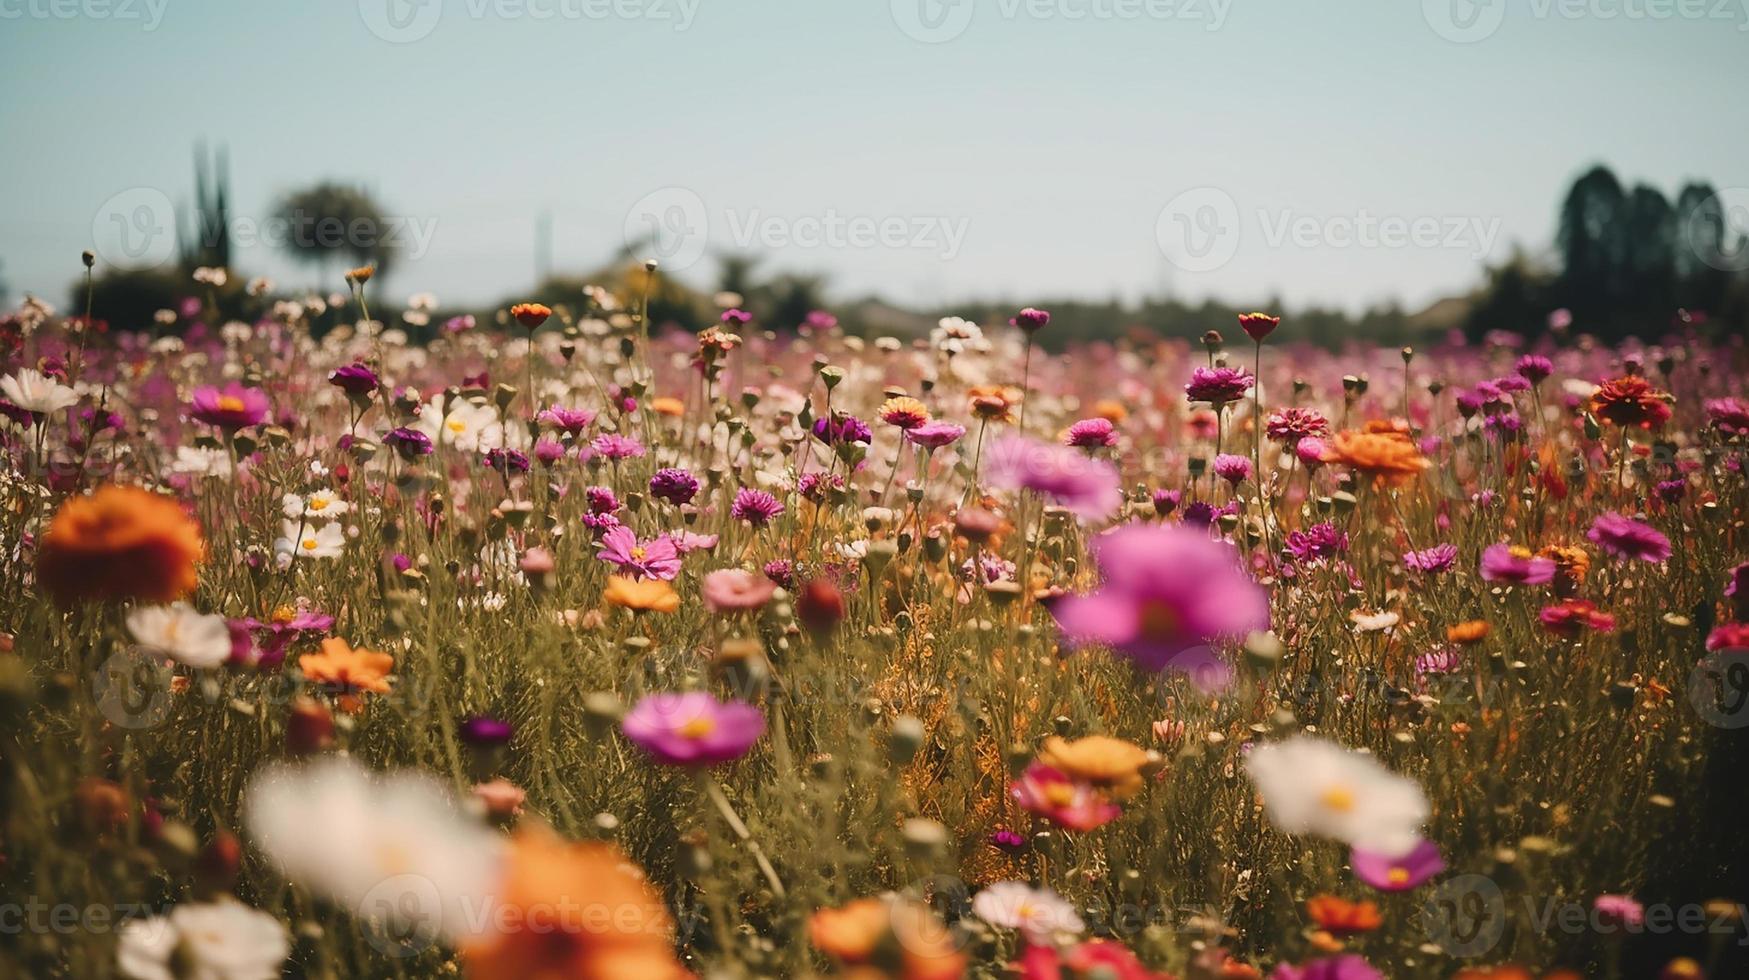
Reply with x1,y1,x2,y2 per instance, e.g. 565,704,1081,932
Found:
701,568,778,612
127,602,233,669
116,899,289,980
1350,839,1445,891
1,367,78,415
276,520,345,560
1050,522,1269,687
590,433,646,460
1586,512,1671,563
595,525,681,581
1480,544,1556,585
298,638,393,702
985,435,1122,522
1008,763,1122,831
603,576,680,613
621,691,764,766
36,485,205,606
190,383,270,430
972,882,1084,940
1016,939,1174,980
731,488,785,527
1305,895,1382,936
1539,599,1616,636
1269,954,1384,980
1245,736,1429,858
281,490,349,520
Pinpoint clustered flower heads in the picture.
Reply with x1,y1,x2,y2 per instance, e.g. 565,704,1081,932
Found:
4,281,1740,980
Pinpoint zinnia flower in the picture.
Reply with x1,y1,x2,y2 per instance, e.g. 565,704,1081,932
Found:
1037,735,1151,799
879,395,931,429
508,302,551,329
298,637,393,703
1065,417,1118,449
1050,523,1269,688
621,691,764,765
1589,375,1671,430
1184,366,1254,406
1539,599,1616,636
37,485,205,606
1586,512,1671,563
1704,397,1749,437
1267,407,1330,445
1238,311,1280,342
1321,429,1428,483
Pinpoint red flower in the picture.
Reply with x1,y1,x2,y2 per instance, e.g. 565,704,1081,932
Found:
1589,376,1672,430
509,302,552,329
1237,311,1280,342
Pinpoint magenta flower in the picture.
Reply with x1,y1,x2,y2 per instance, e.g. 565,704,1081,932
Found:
1403,543,1458,574
1049,523,1269,689
904,421,966,450
1011,307,1052,333
1515,354,1554,384
1480,544,1556,585
1065,417,1118,449
1586,512,1671,563
1184,366,1254,406
596,525,681,580
538,405,597,435
1266,407,1329,445
189,383,270,430
1213,453,1252,486
1008,763,1121,831
1152,489,1182,516
1593,894,1645,931
1283,522,1348,564
984,434,1122,522
1269,954,1383,980
621,692,764,766
649,467,700,506
241,607,335,670
1705,397,1749,437
533,438,566,467
731,488,785,527
666,531,719,554
328,362,379,396
1350,839,1444,891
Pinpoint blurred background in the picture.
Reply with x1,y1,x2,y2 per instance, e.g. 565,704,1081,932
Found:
1,0,1746,344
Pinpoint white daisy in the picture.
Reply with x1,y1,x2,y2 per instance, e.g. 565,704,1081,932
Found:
1,368,78,415
116,899,288,980
276,521,345,560
1244,735,1429,858
126,603,233,669
972,881,1084,941
281,489,351,520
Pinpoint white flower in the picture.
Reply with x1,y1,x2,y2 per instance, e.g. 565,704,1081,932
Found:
1350,610,1400,633
281,489,350,520
276,521,345,560
192,266,228,287
172,445,231,477
931,316,987,355
972,882,1084,940
245,757,503,943
116,899,288,980
1,368,78,414
1245,736,1428,858
126,603,233,669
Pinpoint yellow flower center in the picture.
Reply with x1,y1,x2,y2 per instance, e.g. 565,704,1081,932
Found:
271,605,296,624
1387,868,1410,885
446,418,467,433
679,717,716,739
630,546,647,561
1043,782,1077,807
302,538,319,551
309,497,329,511
1509,545,1533,560
1320,786,1356,813
217,395,246,413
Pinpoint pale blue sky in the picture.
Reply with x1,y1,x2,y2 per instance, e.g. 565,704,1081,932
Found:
2,0,1746,313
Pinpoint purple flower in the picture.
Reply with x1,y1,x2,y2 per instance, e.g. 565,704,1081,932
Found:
1593,894,1645,931
1403,543,1458,574
720,308,752,326
1011,307,1051,333
459,716,514,747
904,421,965,450
596,525,681,580
1049,523,1269,690
1491,374,1531,395
590,433,645,460
762,558,795,588
621,691,764,766
1181,500,1216,527
585,485,620,515
1270,955,1383,980
327,362,379,396
1065,417,1118,449
984,434,1122,523
189,383,270,430
650,467,701,506
796,472,844,502
665,531,718,555
1480,544,1556,585
811,413,872,446
1587,512,1671,563
483,447,530,474
383,426,434,459
1213,453,1252,486
538,405,597,436
1266,407,1329,445
240,607,335,670
1515,354,1554,384
1705,397,1749,437
1184,366,1254,406
1351,839,1445,891
731,488,785,527
1284,522,1348,564
989,828,1027,852
1152,489,1182,516
1414,647,1462,676
533,438,566,467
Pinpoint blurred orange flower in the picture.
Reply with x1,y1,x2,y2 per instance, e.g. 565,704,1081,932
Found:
462,826,688,980
298,638,393,703
1447,620,1491,645
1038,735,1151,800
809,897,965,980
509,302,552,329
1322,429,1428,482
605,576,680,613
1306,894,1382,935
650,396,686,417
36,485,205,606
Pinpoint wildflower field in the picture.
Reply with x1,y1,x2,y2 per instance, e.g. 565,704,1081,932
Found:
1,269,1746,980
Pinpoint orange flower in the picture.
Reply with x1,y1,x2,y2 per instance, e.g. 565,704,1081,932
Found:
1537,544,1590,588
604,576,680,613
1589,376,1672,430
809,897,966,980
1447,620,1491,645
650,396,686,417
1091,399,1128,424
461,826,688,980
1321,428,1428,483
879,396,931,430
1037,735,1151,800
345,265,374,284
1306,895,1382,936
298,637,393,701
968,385,1020,423
36,485,205,606
509,302,552,329
1454,968,1581,980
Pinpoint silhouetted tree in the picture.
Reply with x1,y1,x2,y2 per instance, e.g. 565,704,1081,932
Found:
273,182,397,281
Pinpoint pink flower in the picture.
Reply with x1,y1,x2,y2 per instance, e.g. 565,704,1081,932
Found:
189,383,270,430
1008,763,1120,831
1065,418,1118,449
1213,454,1252,485
985,435,1122,522
701,569,777,613
1593,894,1645,931
731,488,784,527
905,421,965,450
595,525,681,580
1184,366,1254,406
1480,544,1555,585
1586,512,1672,563
621,692,764,766
538,405,597,435
1350,840,1444,891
